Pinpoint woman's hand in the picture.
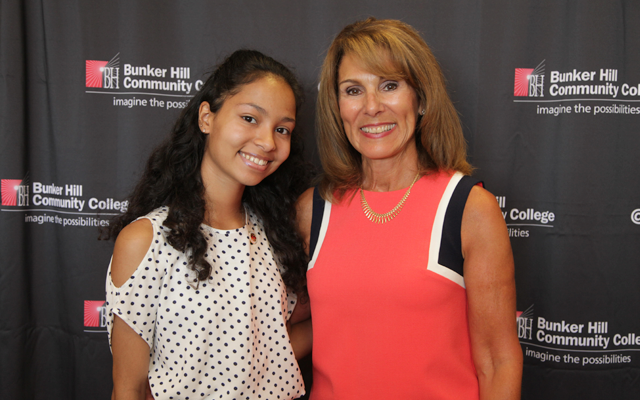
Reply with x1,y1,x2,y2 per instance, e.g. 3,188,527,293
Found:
288,296,313,359
462,186,523,400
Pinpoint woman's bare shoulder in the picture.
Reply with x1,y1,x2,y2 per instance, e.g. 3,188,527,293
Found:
461,184,513,277
110,219,154,288
463,185,503,226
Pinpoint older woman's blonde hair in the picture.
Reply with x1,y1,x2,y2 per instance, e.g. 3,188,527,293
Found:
317,17,473,202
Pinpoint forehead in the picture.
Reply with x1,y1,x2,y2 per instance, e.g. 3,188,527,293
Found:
222,76,296,117
338,49,403,80
230,76,293,102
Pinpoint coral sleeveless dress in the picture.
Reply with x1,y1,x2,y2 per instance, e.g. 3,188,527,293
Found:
307,171,480,399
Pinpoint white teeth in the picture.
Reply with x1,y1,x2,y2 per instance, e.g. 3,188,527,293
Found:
361,124,396,134
241,152,268,166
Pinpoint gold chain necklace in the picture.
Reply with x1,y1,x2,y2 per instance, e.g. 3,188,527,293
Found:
360,173,420,224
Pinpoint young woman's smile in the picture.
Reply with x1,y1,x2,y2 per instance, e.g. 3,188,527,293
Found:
239,151,270,167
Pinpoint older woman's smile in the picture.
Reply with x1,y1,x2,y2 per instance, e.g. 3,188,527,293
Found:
360,123,396,135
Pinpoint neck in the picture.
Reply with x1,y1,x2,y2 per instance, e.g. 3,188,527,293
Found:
361,154,420,192
203,192,245,229
201,168,246,230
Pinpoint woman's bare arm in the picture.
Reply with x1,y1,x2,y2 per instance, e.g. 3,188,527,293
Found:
110,220,154,400
462,186,523,400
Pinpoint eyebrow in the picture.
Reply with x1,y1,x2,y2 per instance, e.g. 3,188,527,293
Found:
338,79,360,86
241,103,295,123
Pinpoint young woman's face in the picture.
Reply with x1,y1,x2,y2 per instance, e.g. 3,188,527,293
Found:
199,75,296,188
337,53,419,164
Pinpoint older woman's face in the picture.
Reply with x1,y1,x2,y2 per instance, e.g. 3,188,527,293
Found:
337,53,419,164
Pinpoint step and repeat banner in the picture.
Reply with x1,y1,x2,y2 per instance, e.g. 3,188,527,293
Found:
1,1,638,399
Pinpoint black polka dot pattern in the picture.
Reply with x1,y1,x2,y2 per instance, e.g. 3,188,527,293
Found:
106,206,304,399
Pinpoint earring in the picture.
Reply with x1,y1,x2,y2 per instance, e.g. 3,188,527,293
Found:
420,109,426,115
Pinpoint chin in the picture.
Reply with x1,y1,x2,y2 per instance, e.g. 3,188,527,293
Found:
242,174,272,187
360,150,397,160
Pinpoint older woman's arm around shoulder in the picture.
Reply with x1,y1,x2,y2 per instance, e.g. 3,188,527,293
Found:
295,187,315,252
110,219,154,400
285,187,316,360
462,186,523,400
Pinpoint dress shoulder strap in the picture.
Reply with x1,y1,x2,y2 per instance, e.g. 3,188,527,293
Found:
308,187,325,262
308,187,332,271
430,174,483,287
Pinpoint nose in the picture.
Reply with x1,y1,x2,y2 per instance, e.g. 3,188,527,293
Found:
254,128,276,152
364,91,384,116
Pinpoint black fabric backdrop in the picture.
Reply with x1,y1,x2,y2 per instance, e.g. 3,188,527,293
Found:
1,1,639,399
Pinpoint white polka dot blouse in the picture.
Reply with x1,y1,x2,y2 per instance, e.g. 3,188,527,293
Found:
106,207,304,399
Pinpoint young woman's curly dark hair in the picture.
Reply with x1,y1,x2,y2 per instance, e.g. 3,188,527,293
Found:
104,49,314,296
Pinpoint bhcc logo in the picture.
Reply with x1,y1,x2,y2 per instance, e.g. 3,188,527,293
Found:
84,300,107,330
1,178,29,206
514,60,545,97
86,53,120,89
517,305,534,340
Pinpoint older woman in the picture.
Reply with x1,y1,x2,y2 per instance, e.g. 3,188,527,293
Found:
295,18,522,399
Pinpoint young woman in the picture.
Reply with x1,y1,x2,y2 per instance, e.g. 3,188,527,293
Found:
104,50,311,400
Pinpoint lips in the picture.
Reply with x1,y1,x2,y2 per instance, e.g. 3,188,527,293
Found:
240,151,269,166
360,124,396,134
